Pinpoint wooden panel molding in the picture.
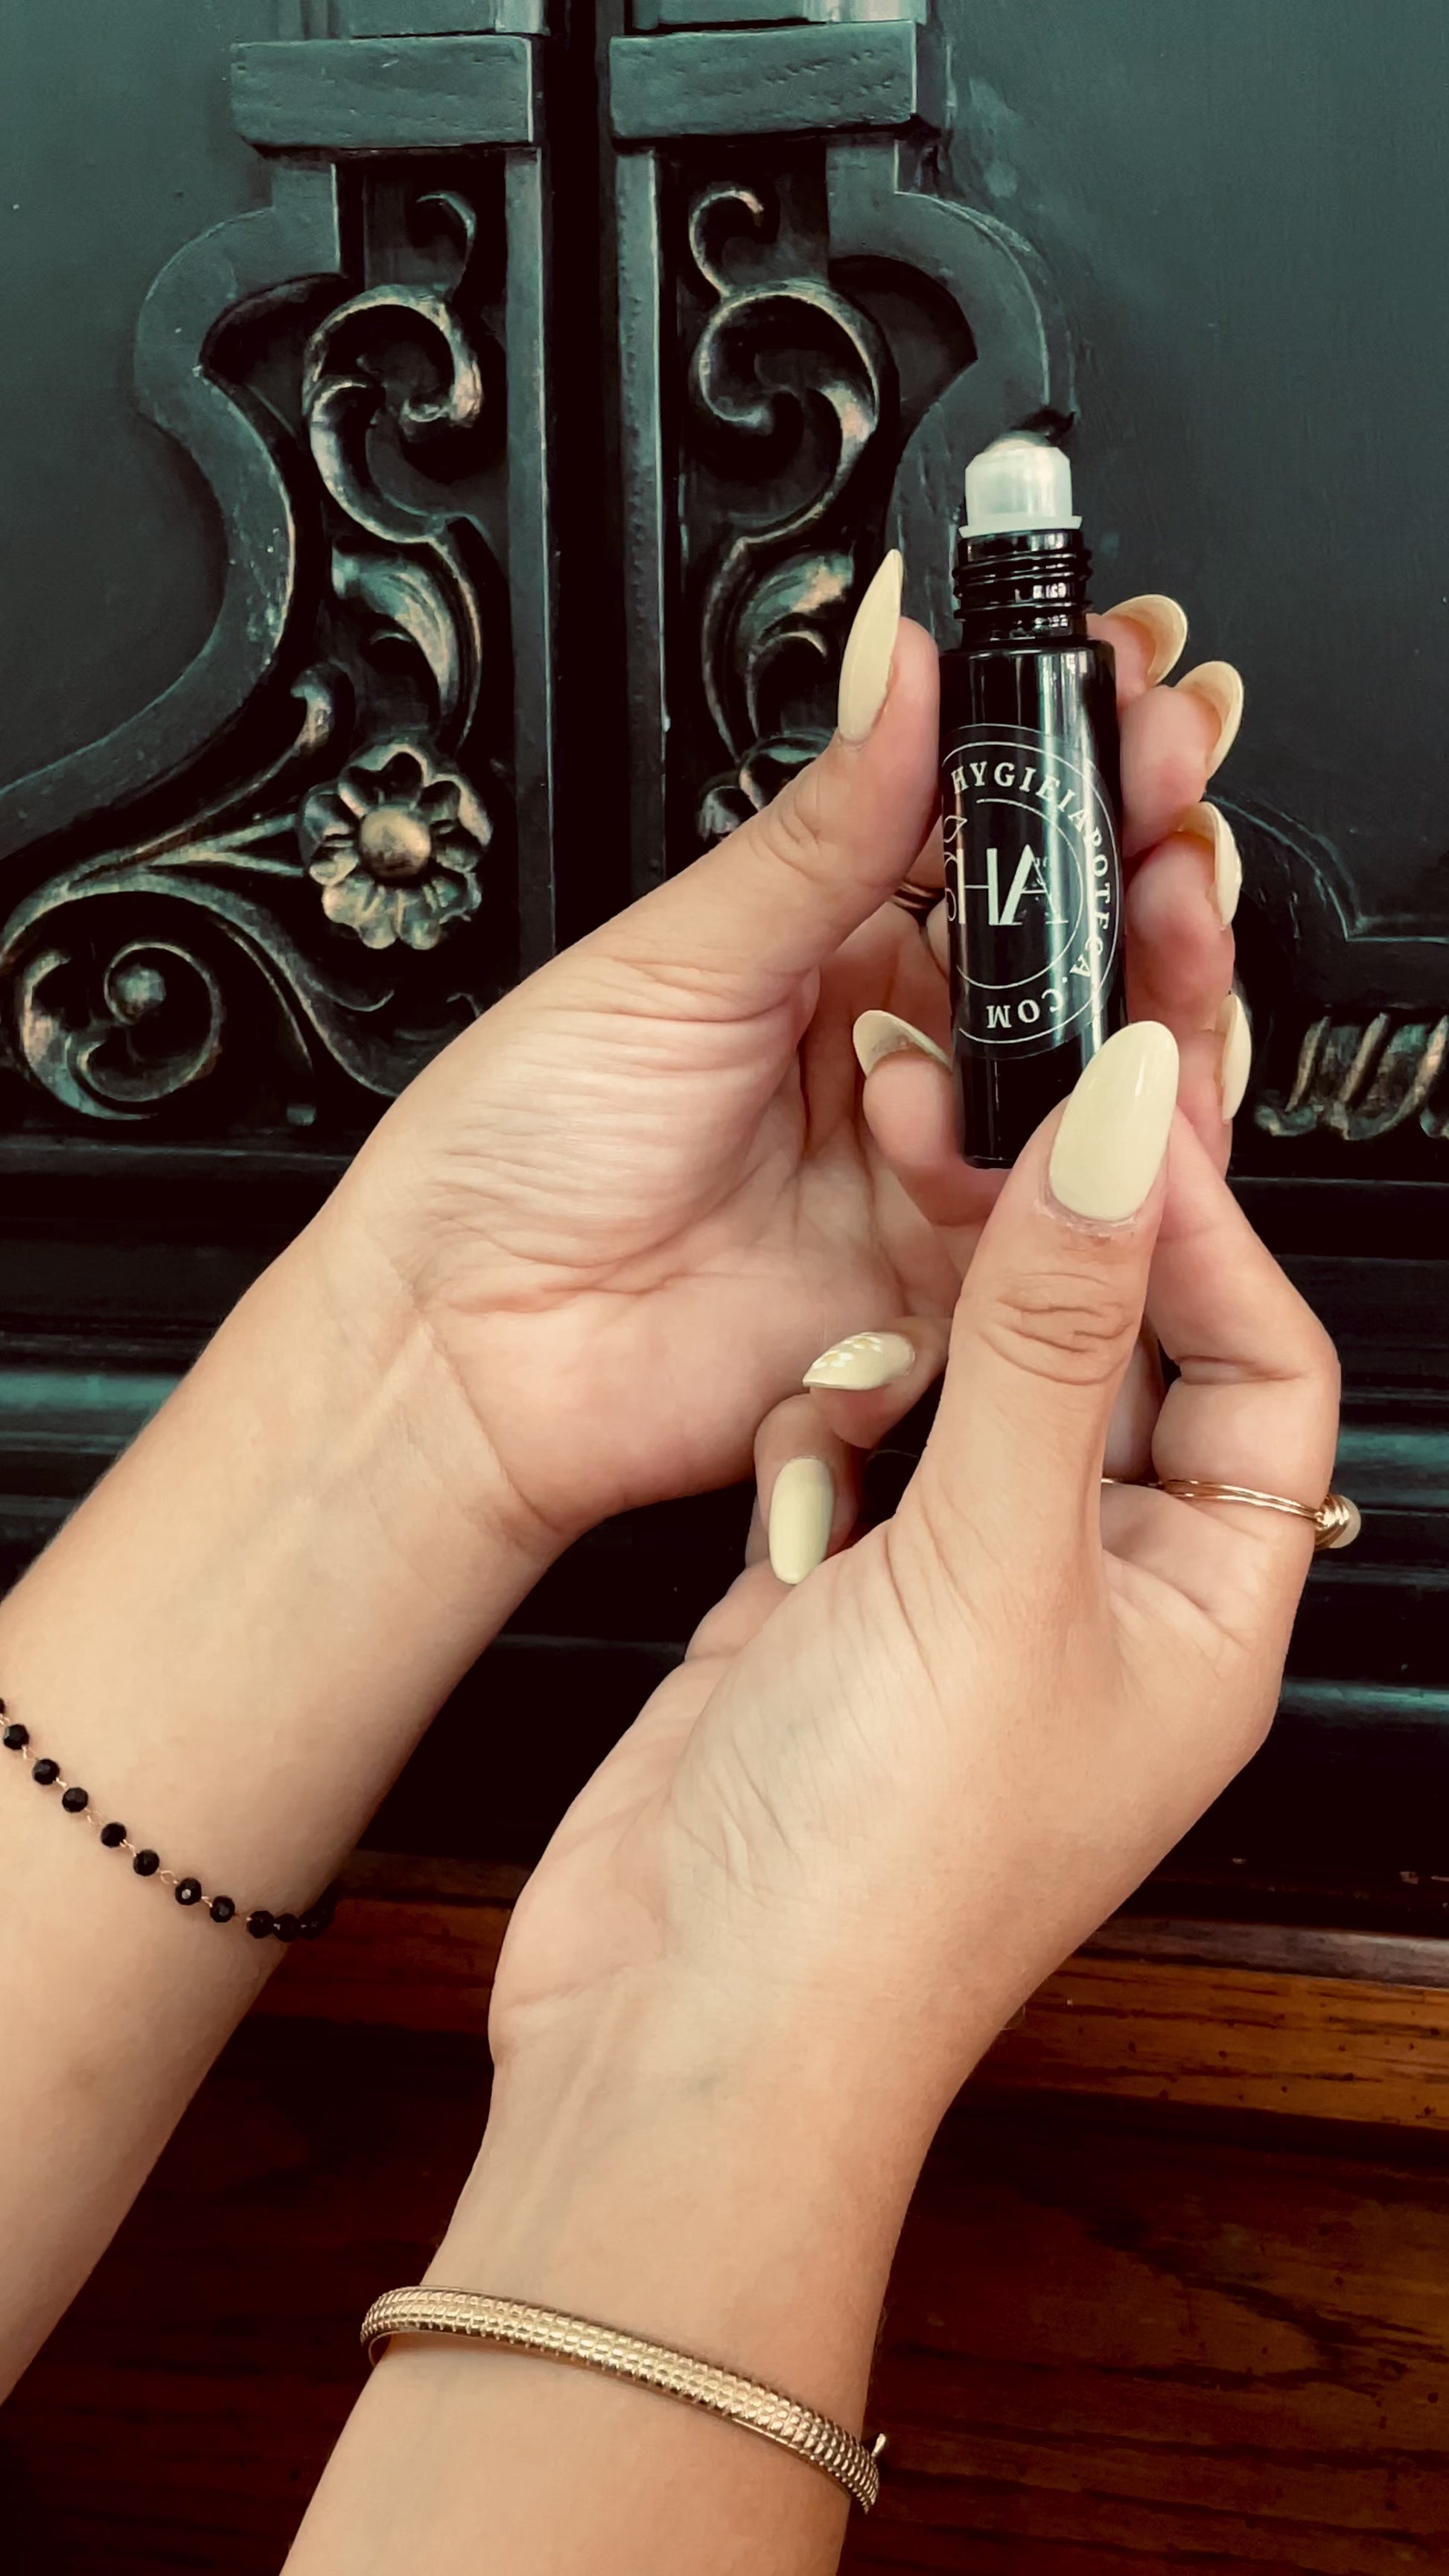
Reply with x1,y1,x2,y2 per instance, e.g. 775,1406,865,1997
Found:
252,1856,1449,2134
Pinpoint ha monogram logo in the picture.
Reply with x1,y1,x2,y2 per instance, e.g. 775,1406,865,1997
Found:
942,725,1121,1060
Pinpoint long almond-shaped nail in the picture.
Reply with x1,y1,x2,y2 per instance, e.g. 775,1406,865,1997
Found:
803,1330,916,1392
837,551,904,743
852,1008,950,1077
1048,1022,1179,1223
1218,989,1252,1121
1176,800,1241,928
1177,661,1243,774
768,1456,835,1585
1106,593,1188,686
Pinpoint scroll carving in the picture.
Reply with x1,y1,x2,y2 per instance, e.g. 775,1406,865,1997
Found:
670,143,1068,861
1255,1013,1449,1144
685,180,886,840
1217,803,1449,1152
0,180,510,1126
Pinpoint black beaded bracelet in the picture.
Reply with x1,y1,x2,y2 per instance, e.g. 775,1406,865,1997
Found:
1,1701,337,1944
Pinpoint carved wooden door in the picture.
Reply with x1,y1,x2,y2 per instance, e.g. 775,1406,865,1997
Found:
3,0,1447,1923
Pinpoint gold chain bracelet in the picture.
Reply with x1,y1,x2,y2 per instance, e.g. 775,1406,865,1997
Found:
360,2286,884,2514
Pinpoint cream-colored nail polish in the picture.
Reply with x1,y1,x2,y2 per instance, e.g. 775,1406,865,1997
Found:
837,550,904,743
852,1008,950,1077
1177,660,1244,774
803,1330,916,1392
1218,989,1252,1121
1106,593,1188,686
768,1456,835,1586
1177,800,1241,928
1048,1021,1179,1223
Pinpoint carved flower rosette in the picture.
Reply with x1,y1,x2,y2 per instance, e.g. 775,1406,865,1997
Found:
302,745,489,954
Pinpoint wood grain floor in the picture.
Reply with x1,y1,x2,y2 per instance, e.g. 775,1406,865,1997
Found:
854,2104,1449,2572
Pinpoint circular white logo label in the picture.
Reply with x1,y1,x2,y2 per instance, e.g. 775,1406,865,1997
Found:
942,725,1121,1058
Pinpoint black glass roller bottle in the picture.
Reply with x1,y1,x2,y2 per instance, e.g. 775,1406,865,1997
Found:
939,434,1126,1167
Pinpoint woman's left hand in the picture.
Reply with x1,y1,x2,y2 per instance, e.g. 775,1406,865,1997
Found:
311,570,1240,1563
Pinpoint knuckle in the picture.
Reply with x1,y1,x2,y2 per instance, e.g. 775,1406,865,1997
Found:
756,762,829,887
980,1266,1139,1389
879,1504,977,1675
1307,1317,1343,1409
1281,1284,1340,1401
1280,1301,1343,1438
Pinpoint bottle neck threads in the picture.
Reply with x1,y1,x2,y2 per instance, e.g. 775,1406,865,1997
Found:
952,525,1092,649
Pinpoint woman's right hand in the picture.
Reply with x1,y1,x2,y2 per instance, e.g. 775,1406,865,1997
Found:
485,1020,1340,2138
299,1023,1339,2576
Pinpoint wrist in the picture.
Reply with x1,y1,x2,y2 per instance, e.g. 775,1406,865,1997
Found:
279,1202,561,1627
1,1220,557,1950
431,1974,932,2429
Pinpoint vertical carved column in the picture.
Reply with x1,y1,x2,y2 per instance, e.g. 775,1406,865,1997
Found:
608,0,1071,891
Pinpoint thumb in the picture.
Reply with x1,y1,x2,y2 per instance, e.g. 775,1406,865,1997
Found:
908,1022,1180,1575
606,555,940,996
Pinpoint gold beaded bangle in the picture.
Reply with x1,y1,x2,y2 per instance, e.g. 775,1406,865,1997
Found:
360,2286,885,2514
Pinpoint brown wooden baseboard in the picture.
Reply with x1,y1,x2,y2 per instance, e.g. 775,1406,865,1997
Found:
256,1852,1449,2132
980,1950,1449,2132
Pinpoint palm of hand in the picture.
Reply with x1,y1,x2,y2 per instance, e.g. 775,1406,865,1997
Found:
357,900,977,1537
333,606,1225,1544
488,1097,1331,2086
488,1525,940,2064
488,1500,1237,2086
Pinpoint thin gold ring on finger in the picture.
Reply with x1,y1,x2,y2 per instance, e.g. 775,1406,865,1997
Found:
1162,1479,1360,1553
1102,1474,1360,1553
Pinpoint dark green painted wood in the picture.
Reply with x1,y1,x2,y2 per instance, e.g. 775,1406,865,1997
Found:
608,24,936,140
505,146,561,971
0,163,345,859
1334,1422,1449,1514
1,35,559,1135
341,0,545,31
0,1366,174,1446
0,0,276,791
933,0,1449,1155
614,147,669,896
1278,1680,1449,1733
4,0,1449,1917
630,0,924,22
231,35,541,150
0,1368,174,1544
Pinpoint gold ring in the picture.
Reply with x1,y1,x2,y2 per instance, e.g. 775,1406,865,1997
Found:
891,881,937,925
1161,1479,1360,1552
1104,1476,1360,1552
